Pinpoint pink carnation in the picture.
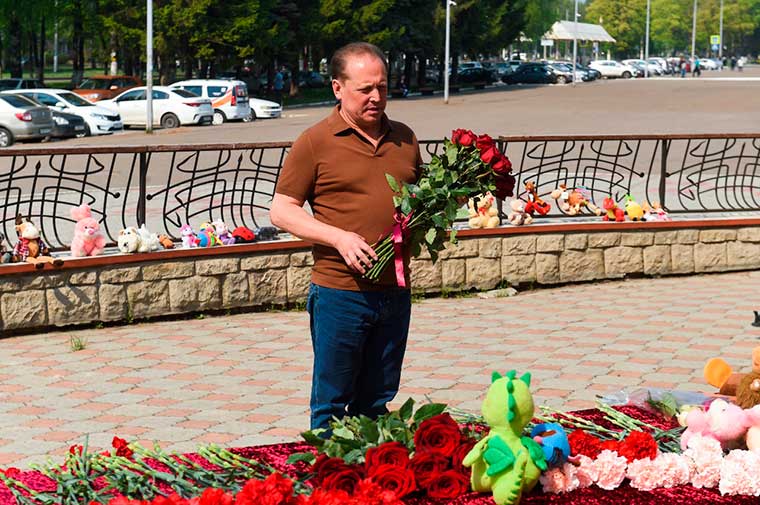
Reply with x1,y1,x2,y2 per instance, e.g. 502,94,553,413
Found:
592,450,628,490
719,450,760,496
574,455,597,488
626,457,661,491
627,453,692,491
539,463,579,494
684,434,723,488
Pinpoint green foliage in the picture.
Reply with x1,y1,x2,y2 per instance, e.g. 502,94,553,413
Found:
287,398,447,465
69,336,87,352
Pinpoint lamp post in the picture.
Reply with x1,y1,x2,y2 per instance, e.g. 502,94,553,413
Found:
444,0,456,104
690,0,697,65
719,0,724,59
146,0,153,133
572,0,578,87
644,0,650,78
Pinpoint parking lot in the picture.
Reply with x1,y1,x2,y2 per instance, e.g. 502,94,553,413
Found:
6,65,756,149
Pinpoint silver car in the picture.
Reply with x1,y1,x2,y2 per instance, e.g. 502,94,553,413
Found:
0,94,54,147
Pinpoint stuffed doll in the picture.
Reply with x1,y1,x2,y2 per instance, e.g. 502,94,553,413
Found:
136,224,160,253
523,181,551,216
0,232,12,263
212,220,236,245
180,224,198,248
530,423,570,468
550,185,601,216
680,399,750,450
12,215,63,268
197,222,220,247
254,226,279,242
468,192,500,229
70,204,106,257
232,226,256,243
507,199,533,226
624,195,644,221
158,235,174,249
602,197,625,222
117,227,141,253
463,370,546,505
704,346,760,408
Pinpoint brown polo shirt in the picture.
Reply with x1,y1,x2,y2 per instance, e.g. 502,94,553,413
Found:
275,106,422,291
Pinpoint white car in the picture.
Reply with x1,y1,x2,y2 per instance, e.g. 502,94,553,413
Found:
169,79,251,124
589,60,638,79
698,58,720,70
248,97,282,119
622,59,662,76
99,86,214,128
6,88,122,136
648,57,672,74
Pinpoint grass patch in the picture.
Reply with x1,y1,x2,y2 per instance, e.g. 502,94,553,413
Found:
69,335,88,352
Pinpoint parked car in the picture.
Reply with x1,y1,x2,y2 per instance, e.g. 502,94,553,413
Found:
0,78,46,91
0,93,54,147
698,58,720,70
458,61,483,71
502,63,572,85
7,89,122,136
9,93,86,139
488,62,514,79
170,79,250,125
546,63,578,83
588,60,638,79
248,97,282,120
99,86,213,128
648,57,672,74
72,75,142,102
547,61,592,82
457,67,495,84
623,59,661,76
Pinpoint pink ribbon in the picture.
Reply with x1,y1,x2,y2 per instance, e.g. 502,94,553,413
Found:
391,211,413,288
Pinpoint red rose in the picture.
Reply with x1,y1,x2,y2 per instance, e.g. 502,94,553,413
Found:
479,145,500,165
365,442,410,474
320,467,364,495
369,464,416,498
567,429,603,459
312,454,350,484
476,134,495,151
494,174,516,200
425,470,470,499
409,451,451,489
414,413,462,456
451,129,477,147
491,154,512,175
450,439,477,477
618,430,658,462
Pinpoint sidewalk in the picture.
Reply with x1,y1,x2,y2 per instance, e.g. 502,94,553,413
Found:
1,270,759,468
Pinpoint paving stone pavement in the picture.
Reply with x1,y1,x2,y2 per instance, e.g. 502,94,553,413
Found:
1,270,759,468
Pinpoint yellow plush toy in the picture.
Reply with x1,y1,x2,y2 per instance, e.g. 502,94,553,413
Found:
468,192,500,229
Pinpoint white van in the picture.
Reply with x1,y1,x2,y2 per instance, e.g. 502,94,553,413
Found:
169,79,251,125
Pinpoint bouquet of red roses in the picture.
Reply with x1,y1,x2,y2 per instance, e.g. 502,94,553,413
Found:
363,129,515,285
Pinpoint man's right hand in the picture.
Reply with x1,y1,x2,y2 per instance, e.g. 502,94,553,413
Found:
332,230,378,274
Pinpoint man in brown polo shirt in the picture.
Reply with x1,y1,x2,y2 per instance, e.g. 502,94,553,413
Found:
270,42,422,430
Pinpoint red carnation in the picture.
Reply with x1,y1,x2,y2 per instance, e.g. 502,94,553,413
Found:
409,451,451,489
369,464,416,498
475,134,495,151
414,413,462,456
197,488,233,505
450,439,477,478
425,470,470,499
320,467,364,495
494,174,516,200
451,129,477,147
235,473,300,505
618,430,658,462
112,436,133,459
365,442,410,474
567,429,603,459
479,145,500,165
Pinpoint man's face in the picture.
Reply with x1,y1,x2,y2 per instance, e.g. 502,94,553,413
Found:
332,53,387,130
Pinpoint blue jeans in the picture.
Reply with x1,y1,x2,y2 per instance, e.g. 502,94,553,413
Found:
307,283,411,430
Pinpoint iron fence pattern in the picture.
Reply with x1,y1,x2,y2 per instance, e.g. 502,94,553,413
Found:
0,134,758,250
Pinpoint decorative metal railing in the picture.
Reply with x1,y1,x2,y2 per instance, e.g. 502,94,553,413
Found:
1,134,758,250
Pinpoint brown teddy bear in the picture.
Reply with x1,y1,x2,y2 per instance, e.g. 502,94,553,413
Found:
468,192,500,229
704,346,760,408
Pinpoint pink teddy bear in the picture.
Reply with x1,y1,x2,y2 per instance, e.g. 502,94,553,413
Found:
681,399,750,451
70,204,106,257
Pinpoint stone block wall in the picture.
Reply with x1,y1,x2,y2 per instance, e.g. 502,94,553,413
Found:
1,225,759,333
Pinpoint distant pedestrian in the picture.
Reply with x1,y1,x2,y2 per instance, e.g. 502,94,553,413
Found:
730,56,736,71
738,57,744,72
692,58,701,77
680,59,687,78
273,69,285,104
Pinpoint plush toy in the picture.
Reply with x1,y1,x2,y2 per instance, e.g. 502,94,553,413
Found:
255,226,280,241
136,224,160,253
12,214,63,268
463,370,546,505
602,197,625,222
468,192,500,229
117,227,141,253
549,185,601,216
680,399,750,450
158,235,174,249
624,195,644,221
197,222,220,247
232,226,256,243
213,220,236,245
0,233,12,263
651,202,671,221
180,224,198,248
530,423,570,468
743,406,760,452
70,204,106,257
705,346,760,408
507,200,533,226
523,181,551,216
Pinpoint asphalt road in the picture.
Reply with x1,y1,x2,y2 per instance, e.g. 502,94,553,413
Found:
14,66,760,149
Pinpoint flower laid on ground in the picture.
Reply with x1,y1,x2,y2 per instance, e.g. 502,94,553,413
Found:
363,129,515,285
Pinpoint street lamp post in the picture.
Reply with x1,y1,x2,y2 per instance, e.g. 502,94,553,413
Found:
691,0,698,64
146,0,154,133
444,0,456,104
644,0,650,78
572,0,578,87
719,0,724,59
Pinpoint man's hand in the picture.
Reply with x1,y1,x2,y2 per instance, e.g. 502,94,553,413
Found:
332,230,378,274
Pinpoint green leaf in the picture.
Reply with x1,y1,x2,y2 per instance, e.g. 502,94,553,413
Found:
285,452,316,465
301,431,325,447
393,195,401,207
446,144,459,166
333,426,355,440
425,227,437,245
385,174,400,193
449,228,458,243
413,403,447,423
359,416,380,443
399,398,415,421
456,207,471,219
401,198,412,216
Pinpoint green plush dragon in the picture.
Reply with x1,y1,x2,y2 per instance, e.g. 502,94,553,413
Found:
463,370,546,505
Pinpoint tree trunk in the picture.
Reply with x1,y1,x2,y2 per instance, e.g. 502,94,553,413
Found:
451,51,459,85
289,58,300,97
31,28,39,79
8,12,22,78
38,16,45,81
72,0,85,85
403,53,413,89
